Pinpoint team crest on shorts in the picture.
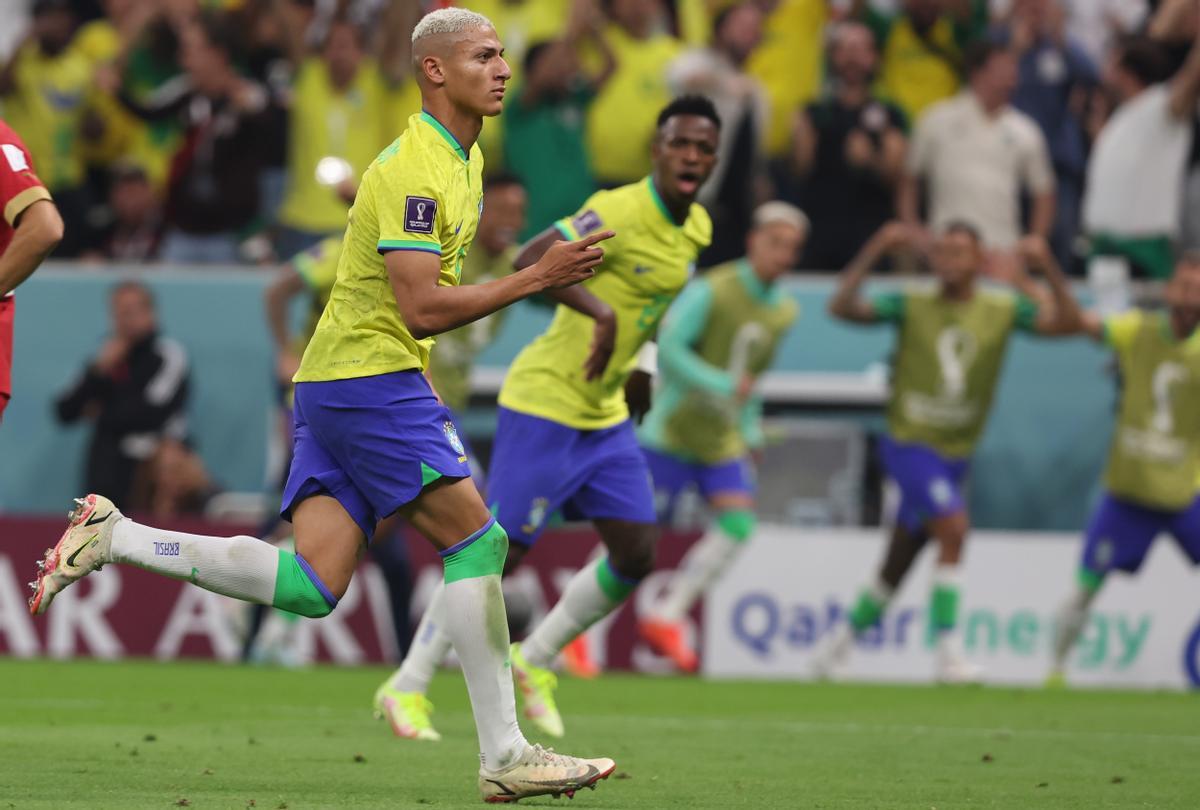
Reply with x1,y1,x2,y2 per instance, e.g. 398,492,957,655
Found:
443,420,465,457
522,497,549,534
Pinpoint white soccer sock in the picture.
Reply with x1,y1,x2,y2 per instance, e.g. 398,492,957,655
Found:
521,557,627,669
389,581,453,694
654,526,746,623
1053,585,1098,671
442,572,526,771
109,518,279,604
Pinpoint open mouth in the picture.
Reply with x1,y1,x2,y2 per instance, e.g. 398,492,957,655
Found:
675,172,701,195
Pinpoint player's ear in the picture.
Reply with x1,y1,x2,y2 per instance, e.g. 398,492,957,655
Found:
422,55,446,87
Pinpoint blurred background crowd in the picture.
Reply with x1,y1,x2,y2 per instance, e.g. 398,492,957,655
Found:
2,0,1198,277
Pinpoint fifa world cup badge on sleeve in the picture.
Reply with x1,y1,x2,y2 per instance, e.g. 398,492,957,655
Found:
443,420,466,458
572,209,602,235
405,196,437,234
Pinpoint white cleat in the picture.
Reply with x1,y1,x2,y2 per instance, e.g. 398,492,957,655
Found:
29,494,122,615
935,644,985,685
479,744,615,803
810,623,854,681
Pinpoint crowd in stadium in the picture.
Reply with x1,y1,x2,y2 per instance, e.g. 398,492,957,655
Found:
1,0,1197,277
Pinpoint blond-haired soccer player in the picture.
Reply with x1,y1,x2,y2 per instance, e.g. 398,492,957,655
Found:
29,9,616,803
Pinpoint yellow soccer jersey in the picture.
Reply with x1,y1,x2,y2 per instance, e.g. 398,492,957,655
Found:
499,177,712,429
294,112,483,382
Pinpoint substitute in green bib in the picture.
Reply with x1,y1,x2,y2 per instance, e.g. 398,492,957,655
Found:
1049,255,1200,687
637,201,806,673
814,222,1081,683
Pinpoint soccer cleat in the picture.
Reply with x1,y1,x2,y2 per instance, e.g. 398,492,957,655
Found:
935,642,985,685
639,618,699,673
1044,668,1068,690
561,635,601,679
810,623,855,681
373,682,441,741
29,494,121,615
510,643,565,738
478,743,615,803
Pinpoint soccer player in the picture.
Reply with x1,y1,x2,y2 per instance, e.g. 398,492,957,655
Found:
637,201,807,673
1048,255,1200,686
29,9,617,803
0,115,64,422
812,223,1080,683
375,95,720,741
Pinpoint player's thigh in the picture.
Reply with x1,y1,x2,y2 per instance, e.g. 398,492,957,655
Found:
292,494,368,599
1081,494,1163,575
700,456,757,513
641,446,697,522
879,437,967,532
398,475,496,551
1168,496,1200,566
487,408,582,548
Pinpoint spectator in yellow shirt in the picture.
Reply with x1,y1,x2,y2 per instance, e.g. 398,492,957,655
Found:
586,0,682,187
0,0,92,256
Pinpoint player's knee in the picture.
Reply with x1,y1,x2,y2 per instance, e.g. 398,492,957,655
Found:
502,541,528,575
610,536,656,581
716,509,756,543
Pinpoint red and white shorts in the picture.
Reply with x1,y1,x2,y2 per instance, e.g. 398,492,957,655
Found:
0,295,13,418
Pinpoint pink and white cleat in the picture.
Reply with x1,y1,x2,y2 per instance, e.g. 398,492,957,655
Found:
29,494,121,615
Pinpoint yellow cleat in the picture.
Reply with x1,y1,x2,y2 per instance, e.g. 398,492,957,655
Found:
1045,670,1068,690
373,682,441,741
510,643,564,738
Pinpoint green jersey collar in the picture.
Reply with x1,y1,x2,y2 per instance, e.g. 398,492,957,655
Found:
736,259,781,303
646,176,683,228
420,110,469,162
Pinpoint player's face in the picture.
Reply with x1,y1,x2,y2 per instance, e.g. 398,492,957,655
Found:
442,27,511,118
831,24,877,84
931,231,981,288
478,184,527,255
747,222,805,282
111,288,157,342
652,115,719,205
1166,262,1200,335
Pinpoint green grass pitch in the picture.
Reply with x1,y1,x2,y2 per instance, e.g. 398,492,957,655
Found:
3,658,1198,809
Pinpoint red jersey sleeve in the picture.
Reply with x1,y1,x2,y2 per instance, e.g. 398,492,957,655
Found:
0,119,52,228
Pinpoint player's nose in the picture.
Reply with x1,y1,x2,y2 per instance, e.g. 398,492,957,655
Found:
496,56,512,82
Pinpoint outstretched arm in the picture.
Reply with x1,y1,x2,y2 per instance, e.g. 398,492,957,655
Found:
1169,9,1200,120
391,230,613,339
1017,236,1085,336
827,222,913,324
515,225,617,380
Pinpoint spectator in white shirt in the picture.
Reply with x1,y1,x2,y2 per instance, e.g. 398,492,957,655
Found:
900,39,1056,251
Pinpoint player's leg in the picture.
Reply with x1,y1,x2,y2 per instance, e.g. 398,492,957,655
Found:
400,476,614,800
30,491,351,617
642,455,757,672
1050,494,1162,684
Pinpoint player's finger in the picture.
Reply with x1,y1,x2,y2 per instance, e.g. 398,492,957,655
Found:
576,229,616,248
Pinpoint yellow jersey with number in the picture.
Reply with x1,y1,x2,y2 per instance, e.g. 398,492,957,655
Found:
499,177,711,429
294,112,483,382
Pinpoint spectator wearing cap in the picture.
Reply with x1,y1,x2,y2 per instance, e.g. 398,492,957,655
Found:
111,14,280,263
793,21,908,271
856,0,990,126
668,1,769,267
586,0,682,188
1003,0,1098,273
502,2,615,240
81,162,164,263
0,0,92,256
901,39,1056,252
1083,30,1200,283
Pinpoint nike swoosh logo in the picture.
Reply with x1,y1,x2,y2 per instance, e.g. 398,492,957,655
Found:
455,221,463,234
66,535,99,568
527,764,601,788
84,510,113,527
485,779,516,796
634,265,651,274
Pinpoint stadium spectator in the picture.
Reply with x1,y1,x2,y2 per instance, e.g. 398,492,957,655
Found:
108,14,279,263
901,40,1056,252
1083,29,1200,283
855,0,990,126
586,0,682,188
81,161,164,263
272,2,398,258
132,437,221,518
0,0,91,257
793,20,907,271
55,281,190,507
502,2,614,240
668,1,769,266
1062,0,1147,67
1004,0,1099,272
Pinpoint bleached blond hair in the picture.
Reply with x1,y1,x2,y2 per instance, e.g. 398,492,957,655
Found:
753,201,810,235
411,8,495,45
